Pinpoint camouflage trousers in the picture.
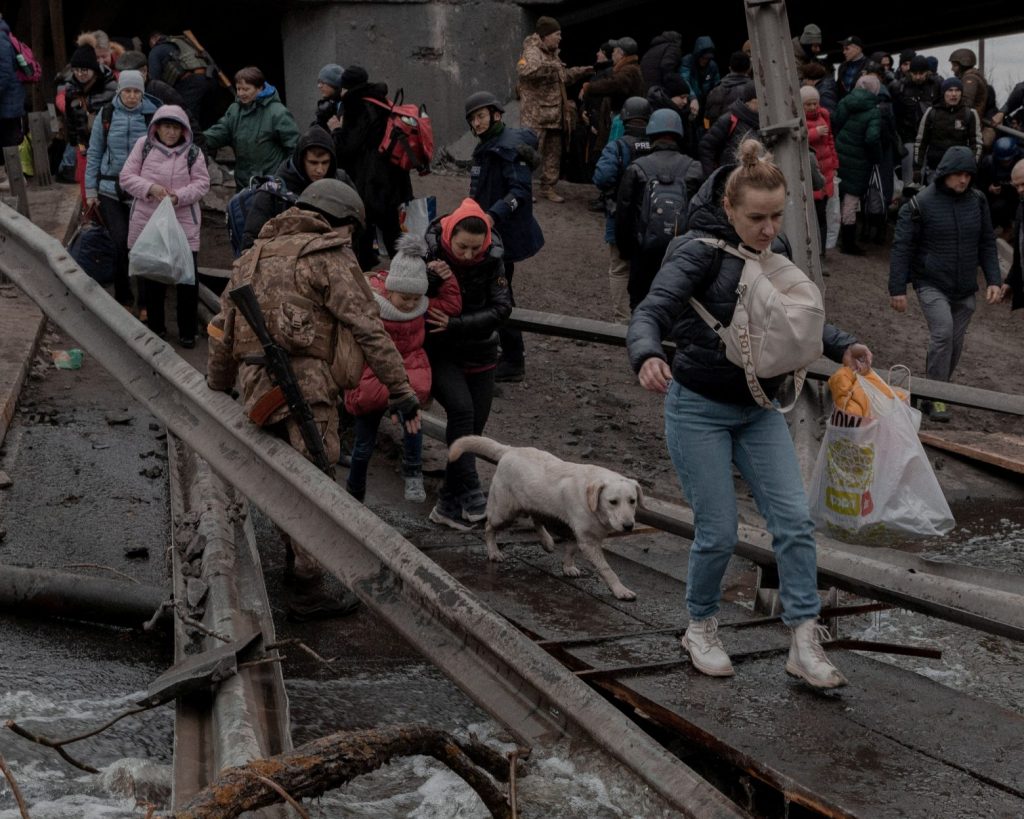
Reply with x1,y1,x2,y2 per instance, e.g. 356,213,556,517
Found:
537,128,563,190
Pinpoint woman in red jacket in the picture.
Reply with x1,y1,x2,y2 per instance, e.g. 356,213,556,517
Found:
802,86,838,255
343,233,462,503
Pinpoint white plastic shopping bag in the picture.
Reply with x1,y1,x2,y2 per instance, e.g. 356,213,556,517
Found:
399,195,437,239
129,196,195,286
809,376,954,539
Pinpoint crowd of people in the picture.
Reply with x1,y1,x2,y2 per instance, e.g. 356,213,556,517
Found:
1,18,1023,668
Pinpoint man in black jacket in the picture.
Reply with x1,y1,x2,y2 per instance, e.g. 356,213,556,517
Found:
891,55,940,192
889,146,1002,421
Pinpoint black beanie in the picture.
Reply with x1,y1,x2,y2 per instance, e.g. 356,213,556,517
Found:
909,55,930,73
70,45,101,74
662,74,690,97
341,65,369,90
536,16,561,38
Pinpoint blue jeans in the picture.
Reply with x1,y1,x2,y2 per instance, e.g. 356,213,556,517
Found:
346,410,422,498
664,381,821,626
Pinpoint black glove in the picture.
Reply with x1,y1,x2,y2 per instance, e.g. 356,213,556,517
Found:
388,393,420,422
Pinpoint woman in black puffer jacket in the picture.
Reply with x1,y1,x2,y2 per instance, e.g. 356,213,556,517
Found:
627,140,872,690
422,198,512,530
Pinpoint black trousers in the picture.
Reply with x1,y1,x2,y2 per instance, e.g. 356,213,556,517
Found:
99,196,136,306
144,251,199,340
429,356,495,495
497,261,524,364
357,209,402,270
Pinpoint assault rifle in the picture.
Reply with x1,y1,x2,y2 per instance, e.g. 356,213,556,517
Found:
228,283,332,474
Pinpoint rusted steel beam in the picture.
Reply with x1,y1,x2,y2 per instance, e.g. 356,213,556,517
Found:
0,564,167,628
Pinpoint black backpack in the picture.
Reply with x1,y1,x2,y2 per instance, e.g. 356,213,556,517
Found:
633,152,695,253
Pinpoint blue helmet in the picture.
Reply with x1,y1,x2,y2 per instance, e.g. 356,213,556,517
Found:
993,137,1021,163
646,109,684,139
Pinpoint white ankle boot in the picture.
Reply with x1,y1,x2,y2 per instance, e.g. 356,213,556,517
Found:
682,617,734,677
786,619,848,688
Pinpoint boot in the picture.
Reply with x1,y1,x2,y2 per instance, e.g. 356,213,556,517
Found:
682,617,734,677
870,214,887,245
839,224,866,256
786,619,848,688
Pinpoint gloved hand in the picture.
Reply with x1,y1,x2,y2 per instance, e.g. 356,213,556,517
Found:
389,393,421,435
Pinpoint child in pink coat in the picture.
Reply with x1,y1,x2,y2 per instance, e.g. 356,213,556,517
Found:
119,104,210,347
344,233,462,503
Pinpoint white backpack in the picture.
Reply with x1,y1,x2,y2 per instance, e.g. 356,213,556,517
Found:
689,239,825,412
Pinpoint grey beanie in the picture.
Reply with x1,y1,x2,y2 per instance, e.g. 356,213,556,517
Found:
117,70,145,93
800,24,822,46
318,63,344,89
385,233,429,296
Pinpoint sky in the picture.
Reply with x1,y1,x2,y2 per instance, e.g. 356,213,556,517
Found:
924,32,1024,103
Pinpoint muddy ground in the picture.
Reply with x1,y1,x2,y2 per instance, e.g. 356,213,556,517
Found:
198,169,1024,519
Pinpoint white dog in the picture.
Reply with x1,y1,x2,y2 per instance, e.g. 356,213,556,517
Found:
447,436,642,600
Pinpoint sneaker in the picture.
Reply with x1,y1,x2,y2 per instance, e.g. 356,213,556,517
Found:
460,487,488,523
928,400,951,422
785,619,848,689
682,617,735,677
404,474,426,503
494,360,525,383
429,491,473,531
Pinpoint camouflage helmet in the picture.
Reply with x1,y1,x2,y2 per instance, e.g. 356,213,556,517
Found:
297,179,365,229
620,96,652,122
949,48,977,69
464,91,505,120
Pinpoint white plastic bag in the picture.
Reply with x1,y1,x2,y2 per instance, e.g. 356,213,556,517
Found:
129,196,195,286
809,376,954,539
399,195,437,239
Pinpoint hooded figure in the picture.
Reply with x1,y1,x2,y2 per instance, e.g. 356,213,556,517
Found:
679,35,720,108
241,125,355,250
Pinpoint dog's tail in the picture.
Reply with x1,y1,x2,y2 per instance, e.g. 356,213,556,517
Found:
448,435,510,464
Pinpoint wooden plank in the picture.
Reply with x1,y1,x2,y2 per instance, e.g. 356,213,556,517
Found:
27,113,52,187
919,430,1024,475
2,148,30,218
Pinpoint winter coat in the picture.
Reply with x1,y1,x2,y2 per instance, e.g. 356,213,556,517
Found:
891,75,941,143
584,55,645,116
313,94,342,132
815,77,839,114
914,102,981,171
647,87,700,158
806,106,838,199
1005,201,1024,310
960,67,988,119
640,32,683,91
593,125,651,242
423,217,512,370
627,165,856,406
680,36,720,106
332,81,413,220
516,33,592,131
469,125,544,263
1002,81,1024,123
85,93,161,201
615,142,704,258
889,146,1000,300
837,55,867,98
242,125,355,250
704,73,752,123
875,84,903,202
0,21,25,120
206,210,414,416
56,68,118,147
119,105,210,251
345,270,462,415
698,99,760,177
833,88,881,197
202,84,299,189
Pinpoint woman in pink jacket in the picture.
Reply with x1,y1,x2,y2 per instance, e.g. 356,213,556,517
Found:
120,104,210,347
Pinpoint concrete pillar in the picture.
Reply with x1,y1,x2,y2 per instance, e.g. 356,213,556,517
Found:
282,2,531,151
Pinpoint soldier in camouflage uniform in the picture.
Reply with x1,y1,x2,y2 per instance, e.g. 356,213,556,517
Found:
207,179,419,612
516,16,592,203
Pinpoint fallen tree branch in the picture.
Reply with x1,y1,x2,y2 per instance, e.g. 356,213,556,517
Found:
168,724,525,819
0,753,31,818
264,638,333,665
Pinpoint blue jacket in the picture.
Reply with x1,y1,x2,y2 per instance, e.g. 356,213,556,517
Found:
592,126,650,243
889,145,1001,299
0,22,26,120
84,94,161,200
627,165,856,406
469,125,544,263
679,36,720,105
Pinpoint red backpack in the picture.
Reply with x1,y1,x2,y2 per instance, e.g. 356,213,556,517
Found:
8,33,41,83
366,89,434,176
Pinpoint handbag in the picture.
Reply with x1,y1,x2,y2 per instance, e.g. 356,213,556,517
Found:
809,370,954,539
68,206,115,285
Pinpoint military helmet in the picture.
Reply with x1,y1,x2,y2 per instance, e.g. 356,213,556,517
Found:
949,48,977,68
620,96,652,123
464,91,505,120
646,108,684,139
993,137,1021,163
297,179,365,229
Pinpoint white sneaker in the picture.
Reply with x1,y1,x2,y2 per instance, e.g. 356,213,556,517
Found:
786,619,848,689
404,475,426,503
682,617,734,677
